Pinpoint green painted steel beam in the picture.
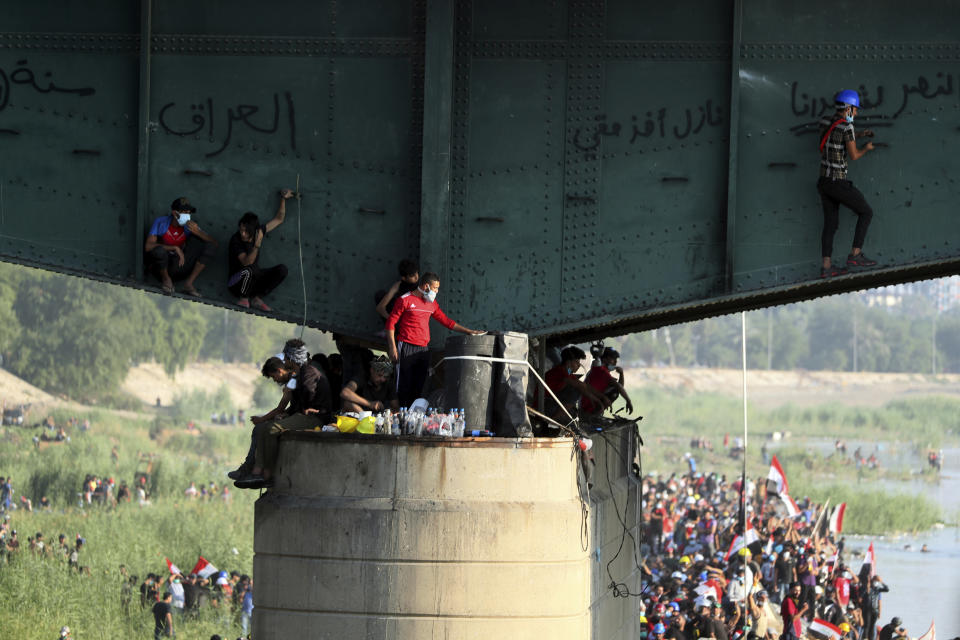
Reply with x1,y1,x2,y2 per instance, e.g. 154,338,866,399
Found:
0,0,959,343
724,0,743,292
419,0,455,300
134,0,152,281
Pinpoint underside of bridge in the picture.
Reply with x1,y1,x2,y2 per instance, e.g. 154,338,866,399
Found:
1,1,958,345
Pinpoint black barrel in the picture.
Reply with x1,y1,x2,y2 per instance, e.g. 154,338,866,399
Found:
444,334,497,431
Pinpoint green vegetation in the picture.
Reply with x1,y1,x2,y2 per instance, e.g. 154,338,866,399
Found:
0,262,334,402
607,295,960,373
0,406,256,640
626,386,959,449
1,501,255,639
791,482,943,535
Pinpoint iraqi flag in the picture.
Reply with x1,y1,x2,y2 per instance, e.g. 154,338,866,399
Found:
781,493,801,518
809,618,843,640
766,456,789,497
191,556,219,579
165,557,182,576
828,503,847,534
724,519,760,561
917,621,935,640
858,542,877,583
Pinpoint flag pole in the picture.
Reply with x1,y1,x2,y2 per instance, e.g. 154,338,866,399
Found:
740,311,749,597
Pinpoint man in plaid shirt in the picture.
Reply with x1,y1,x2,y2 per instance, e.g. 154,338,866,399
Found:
817,89,877,278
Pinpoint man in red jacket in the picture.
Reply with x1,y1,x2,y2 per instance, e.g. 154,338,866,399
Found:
386,272,482,406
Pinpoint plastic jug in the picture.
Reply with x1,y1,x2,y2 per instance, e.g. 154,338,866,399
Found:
357,415,376,434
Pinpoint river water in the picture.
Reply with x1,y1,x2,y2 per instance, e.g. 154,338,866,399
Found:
828,448,960,638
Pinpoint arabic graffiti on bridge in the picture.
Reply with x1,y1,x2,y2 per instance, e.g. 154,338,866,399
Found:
0,59,96,112
789,71,955,135
158,92,297,158
572,99,725,154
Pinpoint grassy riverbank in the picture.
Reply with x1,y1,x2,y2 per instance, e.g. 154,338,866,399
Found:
0,405,256,639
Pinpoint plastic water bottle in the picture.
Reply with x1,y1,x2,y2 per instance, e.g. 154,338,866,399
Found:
439,411,451,437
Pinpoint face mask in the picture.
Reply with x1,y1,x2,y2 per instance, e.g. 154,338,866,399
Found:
607,364,616,371
421,287,436,303
844,111,854,124
176,213,191,226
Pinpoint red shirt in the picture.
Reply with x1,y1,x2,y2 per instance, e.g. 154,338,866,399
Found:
385,291,456,347
161,224,187,247
781,597,802,636
581,365,614,413
545,364,576,395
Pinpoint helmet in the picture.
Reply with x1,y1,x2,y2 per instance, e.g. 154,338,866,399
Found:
841,623,851,633
835,90,860,108
654,623,667,634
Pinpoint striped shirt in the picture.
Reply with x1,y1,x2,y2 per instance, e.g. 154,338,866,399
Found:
819,115,855,180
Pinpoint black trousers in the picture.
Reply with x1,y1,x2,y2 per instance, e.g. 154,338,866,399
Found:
227,264,288,298
863,609,878,640
817,177,873,258
395,342,430,407
145,235,216,282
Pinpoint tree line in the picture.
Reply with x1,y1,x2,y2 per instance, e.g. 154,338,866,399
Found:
0,261,957,401
606,291,960,373
0,262,322,401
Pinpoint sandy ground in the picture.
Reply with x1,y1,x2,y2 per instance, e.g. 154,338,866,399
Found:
121,362,261,409
0,367,56,406
626,367,960,408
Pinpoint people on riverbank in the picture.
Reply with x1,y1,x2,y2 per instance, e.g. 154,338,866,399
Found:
637,468,911,640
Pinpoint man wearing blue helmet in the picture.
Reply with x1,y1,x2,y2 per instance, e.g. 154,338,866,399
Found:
816,89,877,278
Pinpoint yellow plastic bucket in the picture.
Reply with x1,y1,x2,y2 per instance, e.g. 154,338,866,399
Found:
336,415,358,433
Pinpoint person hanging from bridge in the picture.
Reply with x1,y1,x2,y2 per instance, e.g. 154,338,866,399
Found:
144,197,218,296
816,89,877,278
385,272,483,407
226,188,294,311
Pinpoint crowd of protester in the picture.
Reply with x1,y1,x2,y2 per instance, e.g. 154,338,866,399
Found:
0,509,252,638
140,564,253,639
638,469,908,640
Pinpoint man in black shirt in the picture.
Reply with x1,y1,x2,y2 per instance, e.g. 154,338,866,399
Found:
340,357,399,413
862,576,890,640
238,356,333,488
878,617,906,640
226,188,294,310
152,591,174,639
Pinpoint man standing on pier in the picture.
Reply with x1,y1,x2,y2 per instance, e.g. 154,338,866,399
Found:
385,272,483,406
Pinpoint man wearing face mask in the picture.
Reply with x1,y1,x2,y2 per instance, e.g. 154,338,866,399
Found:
816,90,877,278
144,197,218,296
385,272,482,407
544,346,610,425
581,347,634,416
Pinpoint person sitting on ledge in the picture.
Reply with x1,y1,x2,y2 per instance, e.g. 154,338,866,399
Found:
235,354,332,489
340,356,399,414
144,197,218,296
